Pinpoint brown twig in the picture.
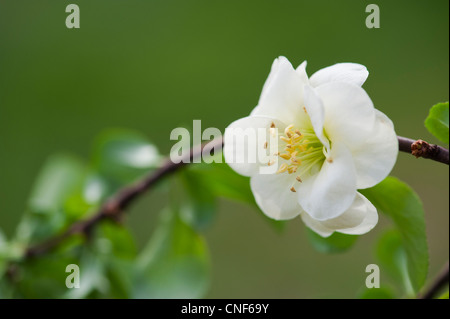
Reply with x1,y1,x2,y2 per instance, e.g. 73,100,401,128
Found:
24,137,223,258
19,135,449,259
419,262,449,299
398,136,449,165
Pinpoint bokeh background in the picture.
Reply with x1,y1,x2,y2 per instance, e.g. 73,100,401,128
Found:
0,0,448,298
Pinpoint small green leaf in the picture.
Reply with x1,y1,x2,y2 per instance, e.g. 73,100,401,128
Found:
425,102,449,144
96,221,137,260
92,129,162,184
188,159,285,232
28,154,85,215
65,247,109,299
178,170,217,231
133,208,210,298
361,177,429,293
306,228,358,253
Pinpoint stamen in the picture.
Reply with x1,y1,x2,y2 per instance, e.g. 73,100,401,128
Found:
276,124,327,191
263,141,268,149
270,122,276,128
276,163,288,174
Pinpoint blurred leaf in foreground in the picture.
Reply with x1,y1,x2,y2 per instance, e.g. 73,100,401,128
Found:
133,208,210,298
91,129,162,185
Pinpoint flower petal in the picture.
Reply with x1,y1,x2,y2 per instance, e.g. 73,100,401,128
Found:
300,192,378,237
309,63,369,87
316,82,376,148
300,211,334,237
337,193,378,235
303,85,330,150
250,172,301,220
352,110,399,189
251,56,309,125
296,141,357,221
224,116,286,177
296,60,309,84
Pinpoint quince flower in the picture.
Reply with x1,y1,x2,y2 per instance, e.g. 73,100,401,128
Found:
224,57,398,237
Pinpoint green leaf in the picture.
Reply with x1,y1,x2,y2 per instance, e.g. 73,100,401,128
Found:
16,154,87,244
359,287,395,299
65,247,109,299
361,177,428,293
96,221,137,260
306,228,358,253
188,159,285,231
91,129,162,184
133,208,210,298
425,102,449,144
375,229,414,295
28,154,85,215
178,170,217,231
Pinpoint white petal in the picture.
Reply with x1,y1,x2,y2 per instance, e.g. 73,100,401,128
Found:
303,85,330,150
296,141,357,221
337,193,378,235
224,116,286,177
352,110,399,189
250,172,301,220
317,82,376,147
300,193,378,237
300,211,334,237
251,56,309,125
296,60,309,84
309,63,369,87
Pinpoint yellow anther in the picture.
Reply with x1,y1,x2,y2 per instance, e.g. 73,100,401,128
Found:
267,160,275,166
270,122,276,128
276,163,288,174
263,141,268,149
280,136,291,143
279,153,291,160
290,186,296,192
296,176,302,182
295,129,302,136
288,165,298,174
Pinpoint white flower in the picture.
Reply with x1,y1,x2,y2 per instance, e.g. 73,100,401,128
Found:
224,57,398,237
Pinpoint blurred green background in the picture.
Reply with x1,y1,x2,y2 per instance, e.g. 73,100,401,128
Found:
0,0,448,298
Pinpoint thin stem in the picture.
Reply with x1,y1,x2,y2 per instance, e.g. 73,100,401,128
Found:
19,135,450,259
398,136,449,165
24,137,223,258
419,262,449,299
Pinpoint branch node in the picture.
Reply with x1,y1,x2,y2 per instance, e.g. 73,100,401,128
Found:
411,139,440,159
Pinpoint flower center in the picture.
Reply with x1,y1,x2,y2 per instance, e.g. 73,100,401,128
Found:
275,124,326,191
